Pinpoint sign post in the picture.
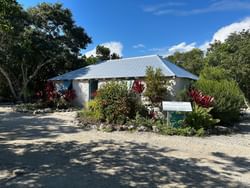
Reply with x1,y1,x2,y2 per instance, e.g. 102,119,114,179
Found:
162,101,192,127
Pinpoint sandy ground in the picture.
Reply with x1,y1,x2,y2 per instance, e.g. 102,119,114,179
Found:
0,106,249,188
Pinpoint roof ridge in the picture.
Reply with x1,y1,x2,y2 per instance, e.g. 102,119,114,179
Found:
105,54,158,62
156,55,175,76
160,56,198,79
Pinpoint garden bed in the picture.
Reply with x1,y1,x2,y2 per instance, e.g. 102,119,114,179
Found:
76,117,240,136
13,103,78,114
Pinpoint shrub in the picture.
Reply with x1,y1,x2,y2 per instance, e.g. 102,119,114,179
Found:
127,112,154,128
200,67,232,81
195,79,244,124
78,110,100,125
185,104,220,130
93,81,146,124
157,124,204,136
144,66,168,104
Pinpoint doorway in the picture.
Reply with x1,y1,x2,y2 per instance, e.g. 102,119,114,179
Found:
89,79,98,100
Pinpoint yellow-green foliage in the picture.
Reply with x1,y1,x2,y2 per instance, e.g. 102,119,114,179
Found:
185,104,220,130
86,99,102,120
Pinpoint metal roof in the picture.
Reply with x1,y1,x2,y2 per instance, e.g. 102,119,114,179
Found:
50,55,198,81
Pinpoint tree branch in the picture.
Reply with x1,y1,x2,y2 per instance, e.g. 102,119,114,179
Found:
0,66,17,99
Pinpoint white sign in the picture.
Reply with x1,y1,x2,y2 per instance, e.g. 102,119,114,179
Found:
162,101,192,112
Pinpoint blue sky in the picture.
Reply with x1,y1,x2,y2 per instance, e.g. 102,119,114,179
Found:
18,0,250,57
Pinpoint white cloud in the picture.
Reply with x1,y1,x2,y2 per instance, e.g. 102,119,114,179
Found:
211,17,250,42
148,47,168,52
147,42,196,56
85,41,123,57
133,44,145,49
162,17,250,56
198,41,210,52
167,42,196,55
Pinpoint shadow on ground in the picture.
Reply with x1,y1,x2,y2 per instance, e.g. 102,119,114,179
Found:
0,140,248,188
237,111,250,134
0,111,79,140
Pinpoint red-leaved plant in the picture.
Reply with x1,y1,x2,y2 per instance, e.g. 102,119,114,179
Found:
36,81,76,107
188,89,214,108
63,89,76,101
44,81,59,101
132,80,145,94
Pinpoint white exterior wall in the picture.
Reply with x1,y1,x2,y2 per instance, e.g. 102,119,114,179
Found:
170,78,191,100
173,78,190,91
97,78,191,100
53,77,192,107
97,80,106,88
72,80,89,107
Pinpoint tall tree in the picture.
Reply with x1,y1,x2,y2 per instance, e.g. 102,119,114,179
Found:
0,0,27,99
95,45,121,61
110,52,120,59
0,1,92,101
206,30,250,101
96,45,111,61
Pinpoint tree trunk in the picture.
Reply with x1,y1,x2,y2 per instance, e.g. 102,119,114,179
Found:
21,64,28,102
0,66,18,100
20,82,28,102
19,61,49,102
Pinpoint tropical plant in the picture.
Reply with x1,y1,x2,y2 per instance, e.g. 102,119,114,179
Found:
37,81,76,109
188,89,214,108
185,104,220,130
132,80,145,94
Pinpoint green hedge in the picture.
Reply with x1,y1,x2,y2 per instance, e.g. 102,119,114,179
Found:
195,79,244,124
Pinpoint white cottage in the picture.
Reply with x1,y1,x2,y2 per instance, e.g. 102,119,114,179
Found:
49,55,198,107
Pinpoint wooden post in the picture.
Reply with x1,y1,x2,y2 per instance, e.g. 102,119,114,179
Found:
167,111,170,126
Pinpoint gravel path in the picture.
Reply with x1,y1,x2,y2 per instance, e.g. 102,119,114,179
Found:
0,106,250,187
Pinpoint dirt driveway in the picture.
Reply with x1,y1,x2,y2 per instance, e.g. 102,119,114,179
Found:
0,106,250,187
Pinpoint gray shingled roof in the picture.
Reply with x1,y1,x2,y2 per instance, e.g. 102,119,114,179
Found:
50,55,198,81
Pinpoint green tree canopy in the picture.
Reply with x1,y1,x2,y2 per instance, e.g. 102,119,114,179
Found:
167,48,205,75
0,1,92,101
96,45,120,61
96,45,111,61
205,30,250,100
199,66,232,81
